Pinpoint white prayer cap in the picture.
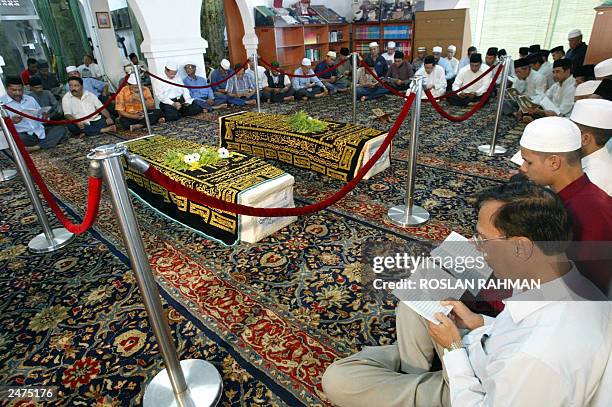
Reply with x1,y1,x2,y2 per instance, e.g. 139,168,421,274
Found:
127,74,137,85
387,41,396,49
417,46,426,52
447,45,456,52
184,62,197,68
570,99,612,129
326,51,337,58
220,59,230,70
568,29,582,39
65,65,78,73
575,80,601,97
432,46,442,53
594,58,612,79
520,117,582,152
301,58,311,66
165,61,178,71
369,42,379,48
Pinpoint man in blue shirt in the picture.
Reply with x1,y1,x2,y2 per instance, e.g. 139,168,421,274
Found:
183,63,228,111
432,46,455,82
457,46,477,74
365,42,388,77
315,51,348,95
210,59,235,98
224,64,257,106
292,58,327,100
1,76,66,150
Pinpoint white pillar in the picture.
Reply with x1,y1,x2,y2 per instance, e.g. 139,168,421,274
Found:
127,0,208,80
237,1,259,58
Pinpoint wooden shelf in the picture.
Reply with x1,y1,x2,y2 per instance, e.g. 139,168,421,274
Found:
353,20,413,60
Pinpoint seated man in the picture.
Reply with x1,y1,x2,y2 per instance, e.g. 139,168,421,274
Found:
336,48,353,81
573,64,595,85
446,45,459,75
152,61,203,121
414,56,446,100
504,58,547,119
432,46,456,85
34,61,61,97
323,181,611,407
315,51,348,95
524,58,576,121
62,77,115,137
1,76,66,150
224,64,257,106
210,59,234,98
27,76,62,120
20,58,38,86
78,55,104,80
183,63,227,111
365,42,388,77
355,59,389,101
385,51,414,91
261,61,294,103
292,58,327,100
412,46,427,72
65,66,113,115
550,45,565,61
447,53,492,106
245,59,267,92
128,52,150,85
115,74,164,131
528,50,554,89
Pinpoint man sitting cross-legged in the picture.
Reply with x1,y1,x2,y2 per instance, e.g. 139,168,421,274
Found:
292,58,328,100
152,61,203,121
115,74,165,132
183,63,228,111
224,64,257,106
62,77,115,137
447,53,492,106
261,61,294,103
323,181,611,407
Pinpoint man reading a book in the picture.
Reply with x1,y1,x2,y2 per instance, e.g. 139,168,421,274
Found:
322,181,610,407
523,58,576,122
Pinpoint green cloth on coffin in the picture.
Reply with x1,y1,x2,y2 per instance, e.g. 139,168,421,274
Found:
122,135,286,245
220,111,387,181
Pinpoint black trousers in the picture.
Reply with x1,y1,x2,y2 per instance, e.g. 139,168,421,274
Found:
446,93,482,106
119,109,162,128
159,97,203,122
294,86,324,100
261,88,295,103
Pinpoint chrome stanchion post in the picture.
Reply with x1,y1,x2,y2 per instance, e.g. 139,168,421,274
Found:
252,54,261,113
0,105,75,253
88,144,222,407
352,52,358,124
131,63,153,135
0,132,17,181
478,56,509,155
387,76,430,227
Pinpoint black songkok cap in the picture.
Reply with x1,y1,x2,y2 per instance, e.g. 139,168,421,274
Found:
5,75,23,86
497,49,507,57
539,50,551,59
526,53,541,65
529,44,541,54
594,79,612,101
29,76,42,86
394,51,404,59
574,64,595,79
550,45,564,54
514,58,530,69
424,55,436,65
553,58,572,69
340,47,350,56
486,47,498,56
38,60,49,68
519,47,529,55
470,53,483,63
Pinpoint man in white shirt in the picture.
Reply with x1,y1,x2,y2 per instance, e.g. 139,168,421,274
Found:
457,46,476,73
528,51,554,89
525,58,576,122
382,42,396,67
77,55,103,80
571,99,612,196
504,57,547,118
415,56,446,100
447,53,492,106
445,45,459,74
152,61,202,122
245,59,267,91
62,77,115,137
322,181,611,407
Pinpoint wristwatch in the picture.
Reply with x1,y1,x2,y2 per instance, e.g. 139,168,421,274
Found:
444,340,464,354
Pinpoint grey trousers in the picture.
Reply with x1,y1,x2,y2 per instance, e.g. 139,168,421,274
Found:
19,126,68,149
322,303,451,407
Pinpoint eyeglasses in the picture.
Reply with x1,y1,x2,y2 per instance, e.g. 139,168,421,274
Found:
471,231,508,248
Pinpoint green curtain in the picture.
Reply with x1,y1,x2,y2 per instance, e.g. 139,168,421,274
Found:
32,0,66,82
67,0,91,56
200,0,226,67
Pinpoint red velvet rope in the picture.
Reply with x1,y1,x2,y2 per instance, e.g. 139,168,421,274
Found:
359,60,408,98
259,57,346,78
3,74,130,125
3,117,103,234
424,63,503,122
142,93,416,217
145,59,249,89
432,62,497,100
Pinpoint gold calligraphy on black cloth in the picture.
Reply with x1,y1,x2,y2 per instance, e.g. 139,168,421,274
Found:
219,111,387,181
122,135,286,245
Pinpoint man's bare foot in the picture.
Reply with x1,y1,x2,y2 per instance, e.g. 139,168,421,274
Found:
246,99,256,105
314,92,327,98
212,103,227,110
26,145,41,153
360,96,367,102
283,96,294,101
338,88,350,93
101,125,117,133
159,117,166,124
129,124,144,132
301,97,308,101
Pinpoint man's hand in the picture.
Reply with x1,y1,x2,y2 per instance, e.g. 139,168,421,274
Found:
428,313,462,348
105,117,114,126
330,76,337,83
544,110,556,116
441,300,485,330
77,122,86,129
173,101,181,110
207,99,215,106
137,112,145,119
467,92,476,98
12,116,23,124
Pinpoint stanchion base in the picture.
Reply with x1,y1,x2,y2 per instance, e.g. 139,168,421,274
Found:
144,359,222,407
478,144,507,155
387,205,430,227
28,228,76,254
0,169,18,182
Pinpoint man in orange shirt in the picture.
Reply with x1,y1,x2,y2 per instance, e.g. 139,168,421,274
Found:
115,74,164,131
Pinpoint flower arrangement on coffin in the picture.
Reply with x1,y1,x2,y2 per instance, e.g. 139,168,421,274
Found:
289,110,328,133
164,147,232,172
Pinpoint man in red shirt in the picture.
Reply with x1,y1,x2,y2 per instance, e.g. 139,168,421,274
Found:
518,116,612,293
20,58,38,85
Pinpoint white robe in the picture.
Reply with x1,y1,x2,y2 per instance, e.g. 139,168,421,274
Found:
536,76,576,116
582,147,612,196
415,65,446,99
152,74,193,105
452,65,491,96
512,69,546,98
538,61,554,89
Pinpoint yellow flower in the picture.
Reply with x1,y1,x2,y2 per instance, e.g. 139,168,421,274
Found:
28,305,69,332
316,286,349,308
343,262,363,282
0,244,26,261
